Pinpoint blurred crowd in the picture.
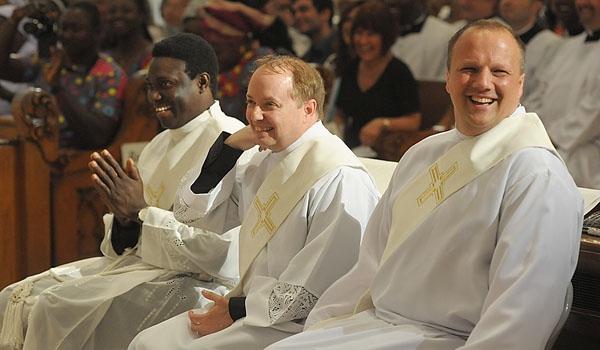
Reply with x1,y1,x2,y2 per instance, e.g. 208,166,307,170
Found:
1,0,599,188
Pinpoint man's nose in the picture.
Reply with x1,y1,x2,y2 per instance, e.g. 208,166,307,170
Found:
472,70,492,90
247,106,264,122
147,89,161,102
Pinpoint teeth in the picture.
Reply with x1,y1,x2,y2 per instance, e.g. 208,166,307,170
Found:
155,106,171,112
255,127,273,132
471,97,493,103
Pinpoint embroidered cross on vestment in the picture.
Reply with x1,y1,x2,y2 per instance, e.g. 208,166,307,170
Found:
251,193,280,237
417,162,458,206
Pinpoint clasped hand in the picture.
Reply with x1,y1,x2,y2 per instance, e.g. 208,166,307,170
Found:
89,150,147,224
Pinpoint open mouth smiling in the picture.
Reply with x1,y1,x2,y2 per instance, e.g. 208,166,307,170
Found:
470,96,495,105
255,127,274,132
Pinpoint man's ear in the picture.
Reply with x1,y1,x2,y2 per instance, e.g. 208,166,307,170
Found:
198,72,210,92
303,99,318,121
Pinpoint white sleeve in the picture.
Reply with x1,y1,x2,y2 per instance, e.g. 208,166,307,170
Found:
136,206,238,280
304,182,392,329
100,213,120,258
173,147,259,234
173,162,242,234
459,161,583,349
549,72,600,151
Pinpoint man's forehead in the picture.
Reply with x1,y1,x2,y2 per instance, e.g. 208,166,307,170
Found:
148,57,188,75
451,28,517,59
250,69,293,93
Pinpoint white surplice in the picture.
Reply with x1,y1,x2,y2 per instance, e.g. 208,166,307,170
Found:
390,16,457,82
521,33,600,188
128,121,380,350
0,101,245,350
520,29,562,102
268,109,583,350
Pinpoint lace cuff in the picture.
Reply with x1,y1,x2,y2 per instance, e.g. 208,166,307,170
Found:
268,282,318,324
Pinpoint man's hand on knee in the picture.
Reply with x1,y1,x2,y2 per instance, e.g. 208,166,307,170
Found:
189,290,234,336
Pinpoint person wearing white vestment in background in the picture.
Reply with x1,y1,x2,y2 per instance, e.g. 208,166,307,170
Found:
268,19,583,350
0,33,245,350
499,0,562,103
520,0,600,189
129,55,380,350
388,0,458,83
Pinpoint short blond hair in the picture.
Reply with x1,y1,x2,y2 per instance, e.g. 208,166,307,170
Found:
253,55,326,120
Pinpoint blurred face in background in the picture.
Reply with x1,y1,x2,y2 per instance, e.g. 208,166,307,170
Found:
161,0,190,26
460,0,498,22
58,7,98,59
499,0,543,31
575,0,600,30
353,28,383,62
107,0,145,37
293,0,329,36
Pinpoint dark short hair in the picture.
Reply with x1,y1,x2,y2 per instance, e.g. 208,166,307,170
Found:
152,33,219,96
296,0,334,25
351,1,398,55
312,0,333,15
68,1,101,29
447,19,526,73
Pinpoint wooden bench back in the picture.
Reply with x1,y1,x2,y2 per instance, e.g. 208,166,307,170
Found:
7,71,159,269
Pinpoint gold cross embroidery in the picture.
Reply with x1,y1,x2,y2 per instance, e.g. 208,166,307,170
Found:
145,183,165,207
417,162,458,206
251,193,280,237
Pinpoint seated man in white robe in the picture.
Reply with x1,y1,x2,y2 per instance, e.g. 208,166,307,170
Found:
0,33,245,350
268,19,583,350
499,0,561,103
388,0,458,83
128,55,380,350
519,0,600,189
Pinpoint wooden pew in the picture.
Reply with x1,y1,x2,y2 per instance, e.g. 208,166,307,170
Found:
0,71,159,287
0,102,54,288
553,233,600,349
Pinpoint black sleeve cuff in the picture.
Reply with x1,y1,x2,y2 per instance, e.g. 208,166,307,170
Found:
191,132,244,194
111,219,142,255
228,296,247,321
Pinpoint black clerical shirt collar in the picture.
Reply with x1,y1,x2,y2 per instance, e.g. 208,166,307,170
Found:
517,22,544,45
400,14,427,36
585,29,600,42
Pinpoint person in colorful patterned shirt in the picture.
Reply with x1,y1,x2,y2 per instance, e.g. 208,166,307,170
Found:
0,1,126,149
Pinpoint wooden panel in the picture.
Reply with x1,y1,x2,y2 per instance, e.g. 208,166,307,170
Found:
0,138,52,288
52,169,107,265
418,80,452,130
0,144,19,288
18,141,52,275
